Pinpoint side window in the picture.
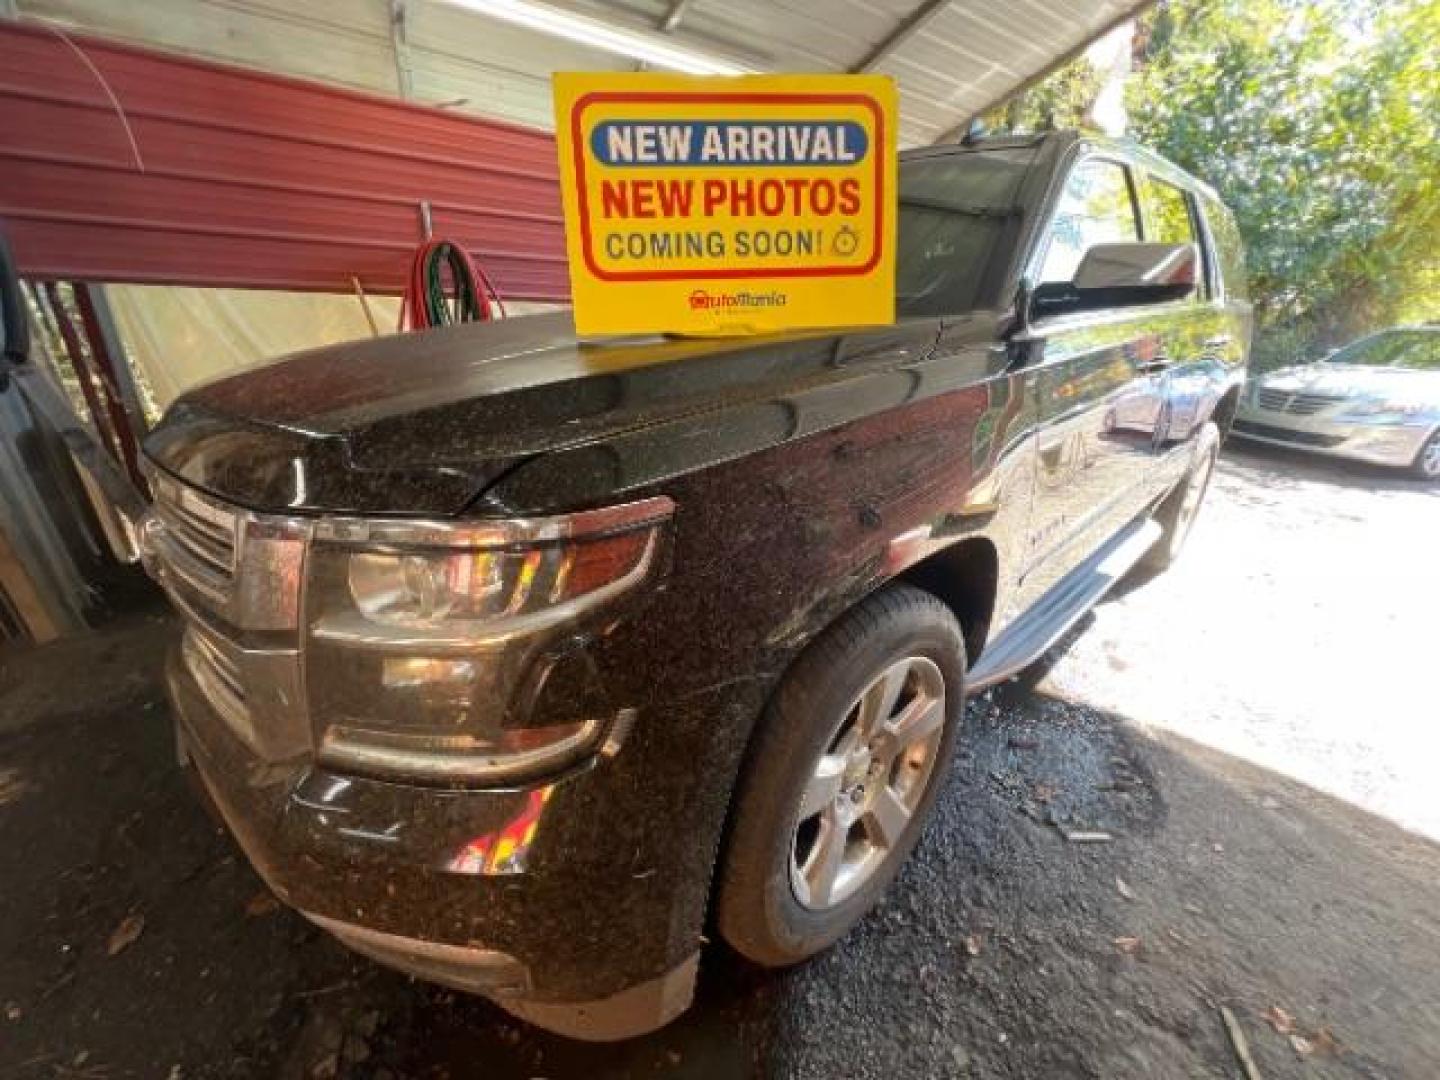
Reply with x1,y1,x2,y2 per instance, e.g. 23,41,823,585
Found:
1142,176,1207,299
1203,197,1250,302
1037,159,1140,284
1144,178,1196,245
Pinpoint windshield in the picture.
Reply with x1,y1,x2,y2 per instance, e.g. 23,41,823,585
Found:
896,147,1035,319
1325,331,1440,371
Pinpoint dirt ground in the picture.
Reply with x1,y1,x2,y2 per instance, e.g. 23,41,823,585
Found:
3,441,1439,1079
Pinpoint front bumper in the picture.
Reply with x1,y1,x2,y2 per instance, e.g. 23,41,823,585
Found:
166,645,702,1040
1232,405,1433,468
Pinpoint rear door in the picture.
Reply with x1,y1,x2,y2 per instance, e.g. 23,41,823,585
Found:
1014,154,1167,601
1134,170,1241,496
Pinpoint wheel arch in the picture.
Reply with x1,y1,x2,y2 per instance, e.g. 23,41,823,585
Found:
893,535,1000,667
711,534,1000,919
1210,383,1242,439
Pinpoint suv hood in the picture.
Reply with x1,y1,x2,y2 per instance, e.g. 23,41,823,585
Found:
143,310,945,516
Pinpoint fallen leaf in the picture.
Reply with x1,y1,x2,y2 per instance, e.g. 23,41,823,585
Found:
1116,877,1137,901
245,891,280,917
1290,1034,1314,1056
107,913,145,956
1310,1027,1343,1057
1262,1005,1295,1035
964,933,983,957
1113,936,1142,955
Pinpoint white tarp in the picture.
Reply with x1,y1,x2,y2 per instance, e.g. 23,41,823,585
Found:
106,285,557,412
105,285,402,411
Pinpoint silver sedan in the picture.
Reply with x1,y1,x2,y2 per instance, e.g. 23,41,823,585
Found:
1233,326,1440,479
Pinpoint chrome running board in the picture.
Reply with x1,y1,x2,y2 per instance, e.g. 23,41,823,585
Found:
968,516,1163,691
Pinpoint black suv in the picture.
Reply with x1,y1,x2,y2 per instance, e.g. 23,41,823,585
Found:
140,131,1250,1039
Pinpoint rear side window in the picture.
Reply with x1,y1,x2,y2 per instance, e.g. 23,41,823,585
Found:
1142,176,1206,298
1144,178,1196,245
1201,196,1249,301
1037,159,1141,284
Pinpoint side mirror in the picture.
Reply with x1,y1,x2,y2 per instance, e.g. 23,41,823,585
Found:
1031,242,1198,319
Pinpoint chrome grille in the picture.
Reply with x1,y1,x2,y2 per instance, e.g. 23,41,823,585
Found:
144,472,313,761
151,474,238,602
182,626,251,734
1256,388,1345,416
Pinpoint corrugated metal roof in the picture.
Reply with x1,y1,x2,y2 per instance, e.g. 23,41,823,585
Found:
0,21,571,297
19,0,633,131
2,0,1154,294
17,0,1152,146
633,0,1147,144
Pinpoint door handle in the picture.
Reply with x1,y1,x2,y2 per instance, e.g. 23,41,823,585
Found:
1138,356,1172,374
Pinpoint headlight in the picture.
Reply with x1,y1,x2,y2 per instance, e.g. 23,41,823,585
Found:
302,497,673,784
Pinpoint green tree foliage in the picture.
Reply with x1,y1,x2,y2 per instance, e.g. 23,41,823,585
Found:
980,54,1106,135
1129,0,1440,368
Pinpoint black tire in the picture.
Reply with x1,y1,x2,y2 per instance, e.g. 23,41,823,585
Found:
716,584,966,967
1410,428,1440,481
1140,420,1220,574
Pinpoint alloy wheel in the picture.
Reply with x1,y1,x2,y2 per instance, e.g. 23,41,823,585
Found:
789,656,946,910
1422,435,1440,479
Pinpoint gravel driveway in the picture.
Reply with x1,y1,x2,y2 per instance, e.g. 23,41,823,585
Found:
3,441,1438,1079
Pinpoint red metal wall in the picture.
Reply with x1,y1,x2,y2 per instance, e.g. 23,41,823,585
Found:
0,22,569,300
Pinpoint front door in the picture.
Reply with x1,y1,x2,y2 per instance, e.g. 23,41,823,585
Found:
1015,155,1168,605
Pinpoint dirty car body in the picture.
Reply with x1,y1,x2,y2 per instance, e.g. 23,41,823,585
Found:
141,132,1251,1039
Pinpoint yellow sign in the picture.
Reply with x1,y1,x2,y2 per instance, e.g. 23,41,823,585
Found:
553,72,898,337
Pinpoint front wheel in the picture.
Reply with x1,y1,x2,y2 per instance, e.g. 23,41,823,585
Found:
716,584,966,967
1141,420,1220,574
1411,428,1440,481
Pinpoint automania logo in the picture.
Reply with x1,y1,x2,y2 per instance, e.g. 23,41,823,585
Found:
688,289,788,311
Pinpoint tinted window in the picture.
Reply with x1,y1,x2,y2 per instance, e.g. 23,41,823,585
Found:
896,147,1035,318
1143,177,1206,298
1145,178,1196,244
1328,331,1440,371
1201,195,1249,301
1037,159,1140,284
